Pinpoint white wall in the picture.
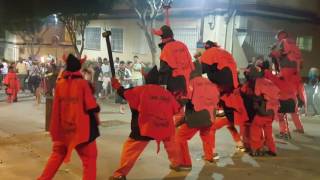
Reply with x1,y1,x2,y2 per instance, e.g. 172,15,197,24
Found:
81,17,200,64
3,31,19,61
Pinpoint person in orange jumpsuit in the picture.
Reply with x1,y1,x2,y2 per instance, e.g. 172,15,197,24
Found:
153,25,194,102
243,66,280,156
109,67,183,180
270,30,302,77
270,31,306,137
38,54,100,180
3,66,20,103
200,41,248,152
153,25,195,137
259,60,305,139
175,61,220,169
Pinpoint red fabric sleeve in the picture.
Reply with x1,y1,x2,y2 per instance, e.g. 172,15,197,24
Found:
124,86,144,110
49,85,62,141
84,82,98,111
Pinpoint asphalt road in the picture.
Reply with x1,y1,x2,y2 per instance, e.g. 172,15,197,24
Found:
0,95,320,180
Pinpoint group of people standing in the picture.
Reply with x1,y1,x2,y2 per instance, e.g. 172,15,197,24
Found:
82,56,150,114
0,57,57,103
36,24,306,180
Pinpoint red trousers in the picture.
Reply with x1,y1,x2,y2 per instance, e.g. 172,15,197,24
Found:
241,123,251,149
7,91,17,103
113,137,180,177
176,124,213,166
250,115,276,152
278,112,304,134
214,117,242,143
38,141,97,180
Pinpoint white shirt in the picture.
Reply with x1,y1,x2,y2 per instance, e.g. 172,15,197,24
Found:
132,63,144,80
101,64,110,74
1,62,8,74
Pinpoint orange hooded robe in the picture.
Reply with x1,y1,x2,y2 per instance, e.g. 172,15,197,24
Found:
49,71,99,163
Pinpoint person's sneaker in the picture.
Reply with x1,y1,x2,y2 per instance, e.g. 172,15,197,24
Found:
236,146,246,152
266,151,277,156
213,153,220,160
179,165,192,171
203,153,220,163
109,176,126,180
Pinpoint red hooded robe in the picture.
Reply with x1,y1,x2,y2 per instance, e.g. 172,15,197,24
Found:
49,71,98,162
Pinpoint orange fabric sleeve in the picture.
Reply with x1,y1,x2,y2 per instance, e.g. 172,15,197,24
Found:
84,82,98,111
49,85,62,141
124,86,144,110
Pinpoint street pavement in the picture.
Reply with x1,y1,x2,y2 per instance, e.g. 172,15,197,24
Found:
0,94,320,180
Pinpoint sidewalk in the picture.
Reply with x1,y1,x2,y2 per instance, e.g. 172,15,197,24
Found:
0,97,320,180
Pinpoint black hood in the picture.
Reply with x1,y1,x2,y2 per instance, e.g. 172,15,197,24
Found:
66,54,81,72
145,66,160,85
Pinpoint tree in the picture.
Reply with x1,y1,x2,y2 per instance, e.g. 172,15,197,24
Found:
59,13,97,58
126,0,169,65
5,18,49,59
0,0,117,58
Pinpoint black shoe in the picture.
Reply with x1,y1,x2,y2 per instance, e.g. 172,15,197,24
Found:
109,176,126,180
250,150,264,157
179,165,192,171
169,164,181,172
266,151,277,156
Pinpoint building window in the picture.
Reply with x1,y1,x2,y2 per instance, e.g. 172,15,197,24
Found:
111,28,124,52
84,27,101,50
172,28,199,54
296,36,312,52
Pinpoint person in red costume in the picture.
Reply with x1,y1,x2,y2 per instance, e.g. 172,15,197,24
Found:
153,25,194,102
259,60,305,139
3,66,20,103
109,66,183,180
175,61,220,169
38,54,100,180
243,65,280,156
270,30,303,76
200,40,248,152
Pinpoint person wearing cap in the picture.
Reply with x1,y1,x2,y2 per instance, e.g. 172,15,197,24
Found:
200,40,248,152
175,60,220,169
38,54,100,180
153,25,194,102
109,66,183,180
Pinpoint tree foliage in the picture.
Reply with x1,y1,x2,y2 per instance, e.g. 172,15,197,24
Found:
59,13,97,57
4,17,49,58
0,0,117,58
126,0,169,65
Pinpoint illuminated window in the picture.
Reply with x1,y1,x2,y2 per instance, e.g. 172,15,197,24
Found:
85,27,101,50
296,36,312,52
111,28,124,52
